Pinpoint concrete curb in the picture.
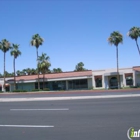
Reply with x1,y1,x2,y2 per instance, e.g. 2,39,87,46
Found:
1,88,140,95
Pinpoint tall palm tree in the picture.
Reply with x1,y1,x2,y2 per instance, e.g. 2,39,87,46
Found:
30,34,44,89
38,53,51,89
127,27,140,56
108,31,123,89
0,39,11,91
10,44,21,90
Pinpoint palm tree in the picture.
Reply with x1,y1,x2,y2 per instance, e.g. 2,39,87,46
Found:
0,39,11,91
127,27,140,56
22,69,27,75
30,34,44,89
38,53,51,89
16,70,21,76
108,31,123,89
75,62,86,71
53,68,62,73
31,68,37,75
26,68,31,75
10,44,21,90
0,73,3,78
4,71,9,77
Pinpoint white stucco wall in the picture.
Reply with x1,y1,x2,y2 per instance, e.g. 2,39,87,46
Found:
92,67,134,89
87,78,93,89
135,74,140,86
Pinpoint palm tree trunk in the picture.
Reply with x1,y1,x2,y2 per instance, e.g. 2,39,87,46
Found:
116,46,120,89
135,39,140,56
43,73,45,89
3,52,6,92
36,48,40,89
13,58,16,90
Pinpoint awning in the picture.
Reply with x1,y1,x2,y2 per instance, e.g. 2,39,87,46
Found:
104,72,123,76
4,84,10,87
0,84,9,87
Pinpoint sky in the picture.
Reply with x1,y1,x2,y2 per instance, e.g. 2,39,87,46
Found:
0,0,140,74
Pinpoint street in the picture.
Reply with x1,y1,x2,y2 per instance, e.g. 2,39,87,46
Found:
0,95,140,140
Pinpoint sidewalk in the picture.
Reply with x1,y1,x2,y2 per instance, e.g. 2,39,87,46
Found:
1,88,140,95
0,88,140,95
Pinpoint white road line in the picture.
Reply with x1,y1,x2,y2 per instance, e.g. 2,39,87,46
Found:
0,94,140,102
0,125,54,128
10,108,69,111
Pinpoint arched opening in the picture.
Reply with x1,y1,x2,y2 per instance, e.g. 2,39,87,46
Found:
95,78,102,87
5,84,10,92
126,76,133,86
109,77,118,89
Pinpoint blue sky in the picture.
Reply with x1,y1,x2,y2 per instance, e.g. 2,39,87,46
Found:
0,0,140,74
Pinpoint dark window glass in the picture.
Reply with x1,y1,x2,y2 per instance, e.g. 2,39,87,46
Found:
52,81,66,90
95,78,102,87
80,79,88,88
68,81,73,89
68,79,88,89
126,77,133,86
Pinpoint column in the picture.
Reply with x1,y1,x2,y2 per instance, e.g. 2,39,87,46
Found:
92,76,95,89
102,75,105,88
133,71,136,86
2,83,4,92
123,74,126,87
104,76,109,89
66,80,68,90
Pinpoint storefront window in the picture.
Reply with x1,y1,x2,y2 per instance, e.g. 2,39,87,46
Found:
109,77,118,88
68,79,88,89
126,77,133,86
95,78,102,87
52,81,66,90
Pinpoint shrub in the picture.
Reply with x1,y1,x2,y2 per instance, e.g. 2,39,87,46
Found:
32,89,43,92
12,90,27,92
130,85,138,88
12,90,21,92
43,88,50,91
21,90,27,92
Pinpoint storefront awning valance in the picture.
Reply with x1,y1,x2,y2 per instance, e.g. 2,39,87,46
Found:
104,72,123,76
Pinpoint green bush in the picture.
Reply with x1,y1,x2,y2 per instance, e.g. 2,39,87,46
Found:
12,90,21,92
12,90,27,92
32,89,43,92
43,88,50,91
21,90,27,92
130,85,138,88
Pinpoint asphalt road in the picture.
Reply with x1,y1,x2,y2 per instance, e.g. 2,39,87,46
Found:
0,97,140,140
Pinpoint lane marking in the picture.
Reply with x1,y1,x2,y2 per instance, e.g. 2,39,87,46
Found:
0,125,54,128
10,108,69,111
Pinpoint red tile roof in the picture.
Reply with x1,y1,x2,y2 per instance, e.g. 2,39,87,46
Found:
133,66,140,72
8,70,92,81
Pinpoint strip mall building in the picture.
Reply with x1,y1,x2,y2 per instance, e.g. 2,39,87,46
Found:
0,66,140,92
